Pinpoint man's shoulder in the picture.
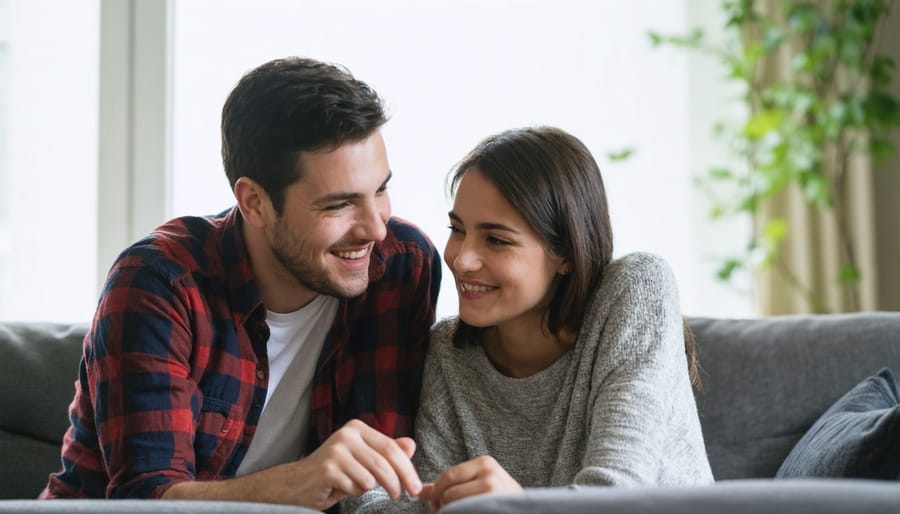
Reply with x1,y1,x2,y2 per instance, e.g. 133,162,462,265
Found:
383,217,437,255
113,210,234,281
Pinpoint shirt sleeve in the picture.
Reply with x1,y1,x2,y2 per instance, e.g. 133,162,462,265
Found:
86,263,201,498
574,255,696,486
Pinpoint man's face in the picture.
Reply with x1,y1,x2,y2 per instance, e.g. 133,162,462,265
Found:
268,131,391,300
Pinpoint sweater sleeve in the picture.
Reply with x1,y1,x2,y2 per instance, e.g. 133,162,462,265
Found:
574,253,701,486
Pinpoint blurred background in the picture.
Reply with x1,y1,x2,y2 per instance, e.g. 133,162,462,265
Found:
0,0,897,322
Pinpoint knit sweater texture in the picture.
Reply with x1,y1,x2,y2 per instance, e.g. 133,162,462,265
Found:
347,252,713,513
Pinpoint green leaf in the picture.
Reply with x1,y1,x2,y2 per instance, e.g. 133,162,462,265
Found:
763,217,789,242
865,92,900,129
837,264,861,285
708,167,734,179
787,3,822,32
744,110,783,139
871,56,895,86
607,147,636,161
716,258,743,281
647,28,704,49
871,138,895,163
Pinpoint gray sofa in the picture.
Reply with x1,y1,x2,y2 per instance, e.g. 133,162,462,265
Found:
2,312,899,513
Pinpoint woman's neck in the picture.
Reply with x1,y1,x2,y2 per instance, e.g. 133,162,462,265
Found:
482,318,575,378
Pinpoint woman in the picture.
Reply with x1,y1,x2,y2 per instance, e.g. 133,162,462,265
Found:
350,126,713,514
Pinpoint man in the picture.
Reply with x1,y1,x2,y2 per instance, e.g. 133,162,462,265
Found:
40,57,441,511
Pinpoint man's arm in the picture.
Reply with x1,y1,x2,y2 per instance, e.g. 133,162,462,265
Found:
163,420,421,511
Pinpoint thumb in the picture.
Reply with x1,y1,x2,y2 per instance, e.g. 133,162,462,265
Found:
396,436,416,458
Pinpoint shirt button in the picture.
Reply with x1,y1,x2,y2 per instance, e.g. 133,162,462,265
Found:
256,369,265,381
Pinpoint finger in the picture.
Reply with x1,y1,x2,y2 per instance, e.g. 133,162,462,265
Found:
324,455,378,498
430,460,480,501
359,428,422,496
349,443,404,498
395,436,416,459
438,480,490,507
416,482,434,501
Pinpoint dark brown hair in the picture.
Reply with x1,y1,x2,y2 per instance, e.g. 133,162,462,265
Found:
221,57,387,214
449,126,613,344
448,126,701,387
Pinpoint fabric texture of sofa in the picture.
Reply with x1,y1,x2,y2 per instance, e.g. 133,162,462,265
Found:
2,312,899,513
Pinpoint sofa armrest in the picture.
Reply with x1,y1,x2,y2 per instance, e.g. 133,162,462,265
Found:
440,479,900,514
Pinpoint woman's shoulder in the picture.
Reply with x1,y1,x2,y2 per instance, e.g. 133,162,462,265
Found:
428,317,463,357
597,252,677,299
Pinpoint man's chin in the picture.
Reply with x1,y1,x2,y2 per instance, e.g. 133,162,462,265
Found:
320,277,369,300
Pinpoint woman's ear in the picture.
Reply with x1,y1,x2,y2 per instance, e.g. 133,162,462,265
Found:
558,261,571,276
234,177,272,229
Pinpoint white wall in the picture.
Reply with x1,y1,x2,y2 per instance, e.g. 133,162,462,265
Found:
171,0,754,318
0,0,754,322
0,0,99,322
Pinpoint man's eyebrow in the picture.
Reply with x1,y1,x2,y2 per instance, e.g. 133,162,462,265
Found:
313,171,392,205
447,212,520,234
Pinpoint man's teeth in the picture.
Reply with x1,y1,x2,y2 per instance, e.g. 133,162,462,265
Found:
461,282,493,292
335,249,367,259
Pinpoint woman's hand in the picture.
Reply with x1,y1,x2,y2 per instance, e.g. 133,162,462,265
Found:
419,455,522,512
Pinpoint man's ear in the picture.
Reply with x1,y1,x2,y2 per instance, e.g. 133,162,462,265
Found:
234,177,271,228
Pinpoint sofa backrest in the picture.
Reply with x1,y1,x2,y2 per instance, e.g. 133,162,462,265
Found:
688,311,900,480
0,322,87,499
4,313,900,497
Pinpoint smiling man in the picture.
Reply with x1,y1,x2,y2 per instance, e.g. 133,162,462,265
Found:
40,57,441,511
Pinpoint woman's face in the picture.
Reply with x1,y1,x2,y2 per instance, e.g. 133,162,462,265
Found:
444,169,566,331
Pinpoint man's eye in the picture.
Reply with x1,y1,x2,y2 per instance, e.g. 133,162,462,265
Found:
448,225,463,234
325,202,351,211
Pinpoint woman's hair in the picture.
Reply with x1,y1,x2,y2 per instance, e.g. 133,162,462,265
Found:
448,126,701,387
448,126,613,344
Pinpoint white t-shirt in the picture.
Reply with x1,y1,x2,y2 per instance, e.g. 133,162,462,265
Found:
235,294,339,476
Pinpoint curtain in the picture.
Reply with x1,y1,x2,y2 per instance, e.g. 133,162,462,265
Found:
746,0,898,314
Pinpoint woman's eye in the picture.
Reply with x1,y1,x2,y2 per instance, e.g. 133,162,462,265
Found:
487,236,511,245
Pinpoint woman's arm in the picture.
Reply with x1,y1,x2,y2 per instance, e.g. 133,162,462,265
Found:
575,254,708,486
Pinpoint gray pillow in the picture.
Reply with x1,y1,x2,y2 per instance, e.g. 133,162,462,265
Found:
776,368,900,480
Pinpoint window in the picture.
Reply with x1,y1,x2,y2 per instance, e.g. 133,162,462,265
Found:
0,0,100,322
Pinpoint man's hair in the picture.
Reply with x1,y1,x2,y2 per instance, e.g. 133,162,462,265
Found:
221,57,387,213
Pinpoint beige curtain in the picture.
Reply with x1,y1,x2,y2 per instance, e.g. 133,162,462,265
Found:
747,0,899,315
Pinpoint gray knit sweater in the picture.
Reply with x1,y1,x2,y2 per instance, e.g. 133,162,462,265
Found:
346,252,713,514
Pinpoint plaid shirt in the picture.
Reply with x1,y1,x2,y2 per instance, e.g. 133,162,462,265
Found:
41,207,441,499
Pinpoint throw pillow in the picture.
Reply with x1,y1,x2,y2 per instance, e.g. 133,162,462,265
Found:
776,367,900,480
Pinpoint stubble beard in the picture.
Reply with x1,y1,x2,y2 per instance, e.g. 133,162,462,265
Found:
271,221,369,300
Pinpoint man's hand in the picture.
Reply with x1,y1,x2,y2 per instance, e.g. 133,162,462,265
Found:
419,455,522,512
163,419,421,511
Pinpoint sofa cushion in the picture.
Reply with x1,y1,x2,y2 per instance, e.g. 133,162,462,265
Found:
775,367,900,479
0,322,87,498
688,312,900,479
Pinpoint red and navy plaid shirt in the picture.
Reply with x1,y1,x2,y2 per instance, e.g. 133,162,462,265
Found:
40,207,441,499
